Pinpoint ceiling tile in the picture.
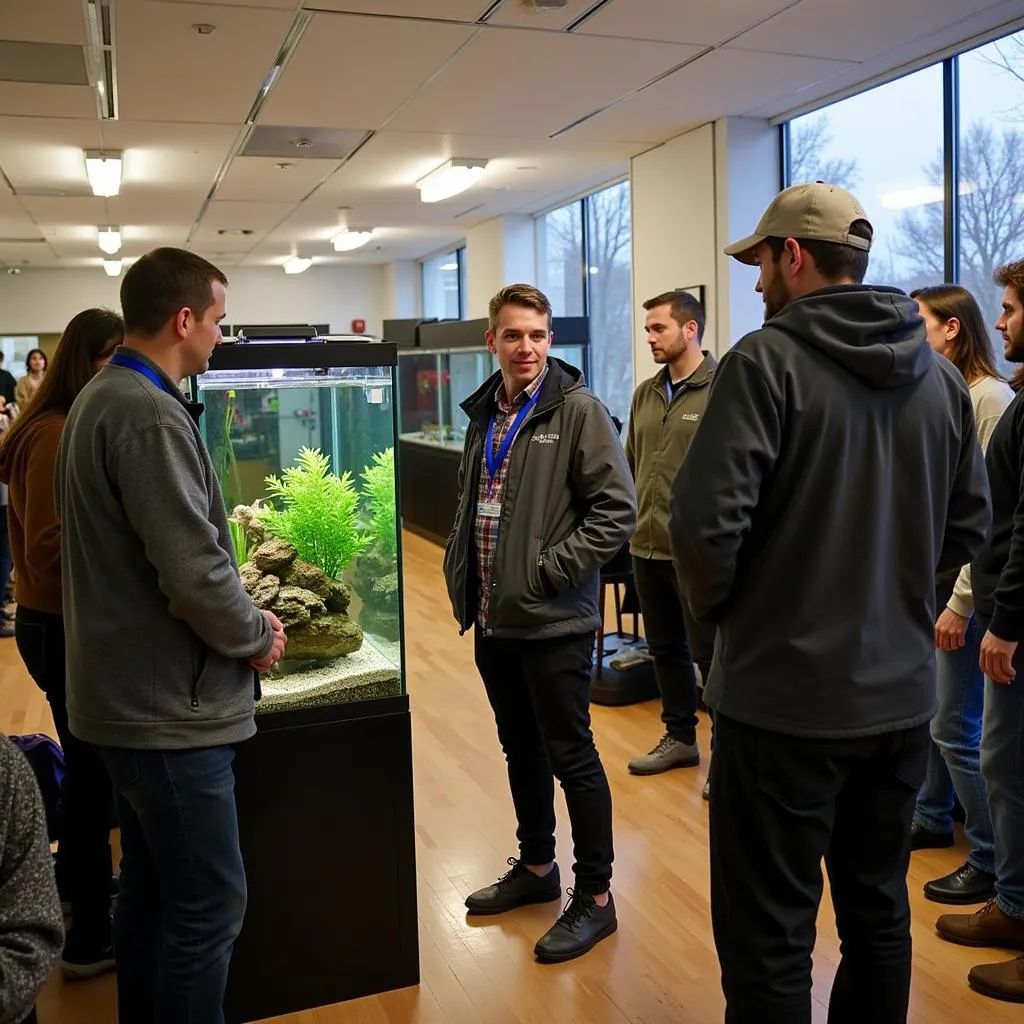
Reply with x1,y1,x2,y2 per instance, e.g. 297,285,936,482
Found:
486,0,593,30
573,0,798,45
386,28,704,137
217,156,341,202
259,12,475,130
160,0,301,7
732,0,1004,61
0,0,88,45
0,82,96,119
116,2,294,124
193,200,297,245
563,47,854,143
298,0,489,19
242,125,370,160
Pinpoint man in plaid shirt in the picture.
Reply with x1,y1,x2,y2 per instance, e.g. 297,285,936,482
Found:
444,284,636,964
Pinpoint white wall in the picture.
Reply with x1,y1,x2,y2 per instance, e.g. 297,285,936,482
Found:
0,264,388,336
630,118,779,377
464,214,537,318
631,124,718,377
384,260,419,319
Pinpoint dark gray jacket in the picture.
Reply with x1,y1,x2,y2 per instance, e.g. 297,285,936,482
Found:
57,348,274,750
671,286,991,738
0,734,63,1024
444,358,636,638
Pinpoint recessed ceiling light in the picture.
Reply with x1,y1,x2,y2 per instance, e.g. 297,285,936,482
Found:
417,158,488,203
84,151,122,197
217,228,253,236
193,23,216,34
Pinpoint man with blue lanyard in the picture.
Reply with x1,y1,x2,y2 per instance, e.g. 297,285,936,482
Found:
57,247,286,1023
444,283,636,964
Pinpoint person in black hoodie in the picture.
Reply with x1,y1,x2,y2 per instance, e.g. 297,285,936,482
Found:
670,182,992,1024
935,258,1024,1003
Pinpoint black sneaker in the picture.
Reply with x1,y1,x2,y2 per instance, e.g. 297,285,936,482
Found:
465,858,561,916
61,933,115,981
910,821,954,850
534,889,618,963
925,862,997,905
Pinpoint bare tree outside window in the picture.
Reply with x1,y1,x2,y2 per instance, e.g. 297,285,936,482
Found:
537,182,634,426
787,115,860,190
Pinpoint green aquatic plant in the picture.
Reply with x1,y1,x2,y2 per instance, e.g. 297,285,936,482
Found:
228,519,249,566
259,447,367,580
359,447,397,559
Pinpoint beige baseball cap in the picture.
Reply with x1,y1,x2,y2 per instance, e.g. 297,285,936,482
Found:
724,182,873,265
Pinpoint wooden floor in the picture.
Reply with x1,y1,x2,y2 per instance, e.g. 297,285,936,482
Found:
6,530,1015,1023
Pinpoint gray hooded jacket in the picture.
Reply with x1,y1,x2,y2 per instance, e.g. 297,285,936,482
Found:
670,286,992,738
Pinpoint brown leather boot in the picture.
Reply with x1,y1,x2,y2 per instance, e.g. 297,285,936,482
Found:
936,900,1024,950
969,955,1024,1002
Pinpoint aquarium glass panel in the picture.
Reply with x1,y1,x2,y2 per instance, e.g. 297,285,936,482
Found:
195,358,404,714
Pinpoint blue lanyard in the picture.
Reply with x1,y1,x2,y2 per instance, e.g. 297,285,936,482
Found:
485,389,542,482
110,352,175,396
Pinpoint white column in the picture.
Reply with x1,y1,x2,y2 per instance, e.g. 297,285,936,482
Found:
383,260,419,320
465,215,538,318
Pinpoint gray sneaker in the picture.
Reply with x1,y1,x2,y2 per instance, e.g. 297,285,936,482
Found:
628,733,700,775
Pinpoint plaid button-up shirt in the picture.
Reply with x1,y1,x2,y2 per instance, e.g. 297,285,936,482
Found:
474,364,549,628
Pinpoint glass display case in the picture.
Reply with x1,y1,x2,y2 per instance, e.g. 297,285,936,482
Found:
192,340,404,716
398,344,586,450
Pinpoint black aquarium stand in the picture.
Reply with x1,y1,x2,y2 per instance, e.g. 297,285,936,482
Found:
225,695,419,1023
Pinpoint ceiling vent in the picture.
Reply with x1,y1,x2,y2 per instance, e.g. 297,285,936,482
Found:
0,41,89,85
242,126,370,161
520,0,569,8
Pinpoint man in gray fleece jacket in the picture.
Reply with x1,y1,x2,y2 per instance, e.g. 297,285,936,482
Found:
57,248,286,1024
0,733,63,1024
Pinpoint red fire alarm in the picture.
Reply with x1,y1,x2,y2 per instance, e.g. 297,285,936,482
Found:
351,318,366,334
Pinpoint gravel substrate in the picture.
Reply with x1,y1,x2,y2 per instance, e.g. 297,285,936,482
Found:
257,634,402,713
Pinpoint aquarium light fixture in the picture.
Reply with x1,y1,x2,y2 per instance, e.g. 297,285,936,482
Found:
331,228,374,252
283,255,312,274
102,258,122,277
97,225,121,255
84,150,122,197
417,158,488,203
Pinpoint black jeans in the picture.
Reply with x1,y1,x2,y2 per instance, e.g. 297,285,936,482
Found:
632,557,701,744
15,607,114,944
709,714,929,1024
474,629,613,895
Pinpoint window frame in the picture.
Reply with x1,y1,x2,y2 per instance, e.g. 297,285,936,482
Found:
419,245,467,320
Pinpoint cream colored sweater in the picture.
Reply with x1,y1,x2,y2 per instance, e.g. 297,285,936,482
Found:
947,374,1015,618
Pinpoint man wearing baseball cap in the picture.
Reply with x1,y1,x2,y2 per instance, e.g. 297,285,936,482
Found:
669,182,992,1022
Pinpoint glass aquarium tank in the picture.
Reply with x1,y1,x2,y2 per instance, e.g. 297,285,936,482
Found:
398,344,586,450
192,340,404,715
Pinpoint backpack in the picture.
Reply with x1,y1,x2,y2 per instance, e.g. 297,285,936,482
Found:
9,734,64,842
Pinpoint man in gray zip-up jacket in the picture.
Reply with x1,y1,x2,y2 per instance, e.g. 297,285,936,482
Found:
57,248,286,1023
625,289,717,777
443,284,635,964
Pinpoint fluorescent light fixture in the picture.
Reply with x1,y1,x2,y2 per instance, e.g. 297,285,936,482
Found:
102,259,122,277
881,181,976,210
84,150,122,197
417,158,488,203
97,225,121,255
440,262,459,272
331,228,374,252
588,266,599,275
283,256,312,274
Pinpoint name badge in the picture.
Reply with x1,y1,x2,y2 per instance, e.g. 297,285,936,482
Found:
477,501,502,519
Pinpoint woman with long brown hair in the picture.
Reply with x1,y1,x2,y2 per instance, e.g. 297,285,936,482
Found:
14,348,47,408
909,284,1012,905
0,308,123,980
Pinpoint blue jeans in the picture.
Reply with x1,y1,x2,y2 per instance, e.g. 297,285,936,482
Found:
913,615,995,873
99,745,247,1024
979,632,1024,920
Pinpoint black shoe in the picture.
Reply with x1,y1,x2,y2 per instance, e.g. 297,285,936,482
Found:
910,821,954,850
534,890,618,963
60,874,120,917
465,858,561,916
61,932,115,981
925,862,997,905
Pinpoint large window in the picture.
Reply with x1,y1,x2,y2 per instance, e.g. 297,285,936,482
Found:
537,180,633,426
958,32,1024,372
421,247,465,320
784,27,1024,373
787,64,944,292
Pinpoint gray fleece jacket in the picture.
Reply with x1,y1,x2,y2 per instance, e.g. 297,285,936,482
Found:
0,734,63,1024
57,348,273,750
